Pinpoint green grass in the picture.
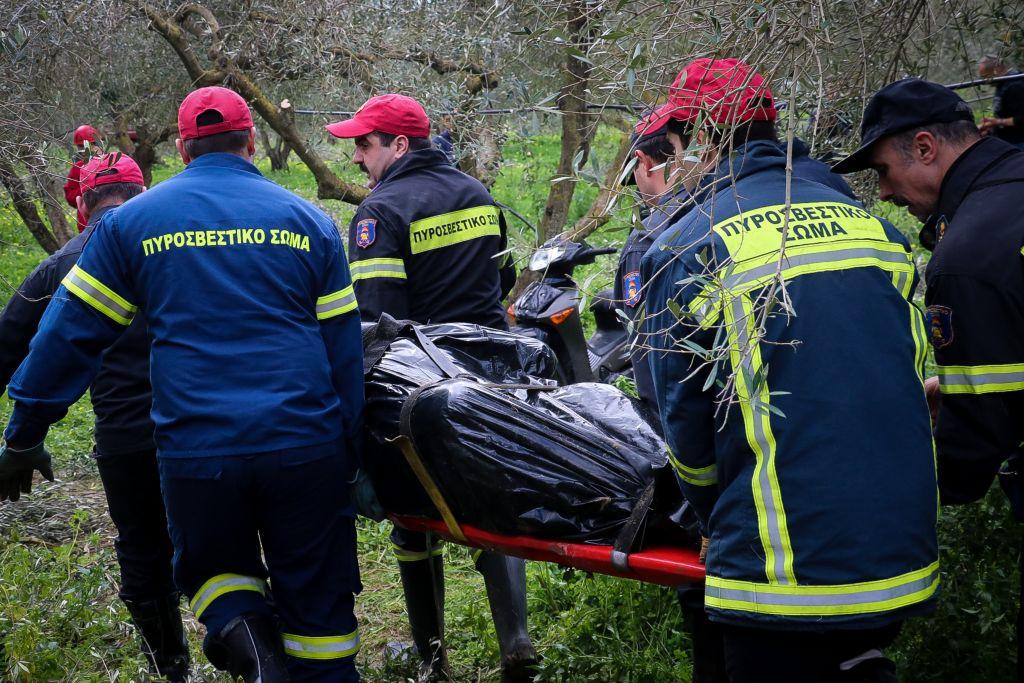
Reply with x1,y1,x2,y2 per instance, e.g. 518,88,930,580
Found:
1,134,1020,682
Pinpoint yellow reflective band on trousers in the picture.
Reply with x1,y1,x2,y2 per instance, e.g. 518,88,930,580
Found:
668,446,717,487
282,629,360,660
350,257,407,282
724,294,796,585
937,363,1024,394
392,542,443,562
189,574,266,619
409,205,501,255
62,265,137,325
316,285,357,320
705,561,940,617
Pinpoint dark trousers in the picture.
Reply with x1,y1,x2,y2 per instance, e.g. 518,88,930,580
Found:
677,584,727,683
159,443,361,683
94,447,177,601
719,622,902,683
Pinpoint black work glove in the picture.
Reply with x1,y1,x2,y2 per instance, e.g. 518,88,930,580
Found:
349,468,385,522
0,442,55,502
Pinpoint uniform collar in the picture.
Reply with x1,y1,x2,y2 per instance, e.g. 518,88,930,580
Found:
918,137,1022,250
84,204,116,231
378,148,452,186
185,152,263,175
642,184,690,233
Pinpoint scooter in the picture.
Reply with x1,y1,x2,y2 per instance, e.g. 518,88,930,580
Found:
508,236,631,384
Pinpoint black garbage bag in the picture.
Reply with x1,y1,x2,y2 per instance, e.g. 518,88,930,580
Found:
362,314,695,547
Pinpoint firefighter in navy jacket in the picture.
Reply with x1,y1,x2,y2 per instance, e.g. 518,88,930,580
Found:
326,94,536,682
643,60,938,681
0,87,364,683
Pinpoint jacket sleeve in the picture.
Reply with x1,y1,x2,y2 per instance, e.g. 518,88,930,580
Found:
0,261,62,392
642,245,719,532
316,224,365,442
347,205,408,322
3,216,133,448
929,272,1024,504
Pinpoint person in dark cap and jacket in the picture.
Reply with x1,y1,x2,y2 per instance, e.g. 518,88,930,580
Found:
834,76,1024,680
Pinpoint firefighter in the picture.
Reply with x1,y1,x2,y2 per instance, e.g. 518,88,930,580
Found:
978,54,1024,149
0,152,188,681
64,124,102,232
0,86,364,683
326,94,537,682
642,59,939,681
832,76,1024,680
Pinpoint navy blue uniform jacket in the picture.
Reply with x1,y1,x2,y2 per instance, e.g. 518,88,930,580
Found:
642,140,938,629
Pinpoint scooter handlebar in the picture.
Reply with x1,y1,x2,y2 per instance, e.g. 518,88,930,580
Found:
589,247,618,256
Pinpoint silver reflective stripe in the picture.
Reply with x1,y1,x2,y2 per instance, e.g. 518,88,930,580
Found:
724,247,910,290
189,575,265,616
64,268,135,323
350,260,407,280
894,270,909,296
706,570,937,607
731,296,789,585
939,369,1024,388
282,631,361,658
316,290,357,317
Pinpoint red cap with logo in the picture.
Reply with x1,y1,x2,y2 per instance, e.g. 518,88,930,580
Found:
73,125,99,146
668,58,776,125
325,94,431,139
634,103,676,138
177,86,254,141
80,152,145,192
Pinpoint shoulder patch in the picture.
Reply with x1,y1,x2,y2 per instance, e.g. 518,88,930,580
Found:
623,271,643,307
926,305,954,350
355,218,376,248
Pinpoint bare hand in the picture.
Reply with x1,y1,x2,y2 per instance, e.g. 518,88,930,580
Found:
924,376,941,425
980,117,1012,135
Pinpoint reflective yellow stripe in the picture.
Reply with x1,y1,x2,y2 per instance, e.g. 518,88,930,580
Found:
392,542,444,562
350,257,407,282
282,629,360,660
705,561,939,617
688,241,914,328
937,363,1024,394
316,285,357,320
62,265,137,325
668,447,717,487
725,294,795,585
409,205,501,255
189,574,266,619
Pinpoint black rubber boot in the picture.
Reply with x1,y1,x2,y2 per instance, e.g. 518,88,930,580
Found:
398,554,450,681
123,593,191,682
475,551,539,683
204,612,290,683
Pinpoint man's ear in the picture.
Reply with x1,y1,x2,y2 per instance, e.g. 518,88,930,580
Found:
635,149,653,175
76,194,90,221
913,131,940,165
175,138,191,165
393,135,410,158
247,127,257,157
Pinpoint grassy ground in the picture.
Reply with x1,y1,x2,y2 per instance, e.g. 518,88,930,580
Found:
1,134,1021,681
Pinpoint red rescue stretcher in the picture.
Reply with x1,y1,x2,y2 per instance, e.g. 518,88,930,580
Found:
391,515,706,586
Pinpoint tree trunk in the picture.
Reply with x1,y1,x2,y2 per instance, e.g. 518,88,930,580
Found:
33,170,75,244
0,159,61,254
567,130,633,240
537,0,599,243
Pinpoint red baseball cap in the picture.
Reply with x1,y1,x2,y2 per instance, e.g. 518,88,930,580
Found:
634,103,676,138
325,94,431,139
73,125,99,146
177,86,254,141
79,152,145,191
668,58,776,126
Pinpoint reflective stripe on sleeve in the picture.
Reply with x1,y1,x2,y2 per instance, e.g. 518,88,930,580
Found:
705,561,939,617
316,285,357,320
282,629,361,660
189,574,266,619
937,363,1024,394
668,447,717,487
62,264,137,325
392,542,444,562
350,258,407,282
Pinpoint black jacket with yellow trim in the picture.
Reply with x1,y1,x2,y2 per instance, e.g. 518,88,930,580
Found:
347,148,514,328
923,137,1024,504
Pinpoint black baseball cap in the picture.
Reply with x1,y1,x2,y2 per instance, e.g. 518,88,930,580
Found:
831,78,975,174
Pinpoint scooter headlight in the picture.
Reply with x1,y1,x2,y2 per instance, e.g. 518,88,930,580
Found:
529,246,564,271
